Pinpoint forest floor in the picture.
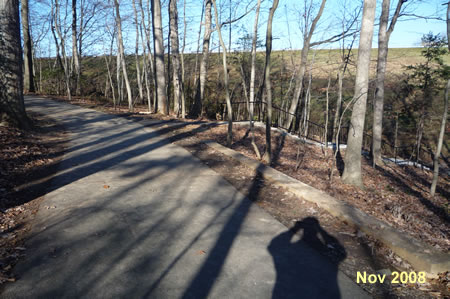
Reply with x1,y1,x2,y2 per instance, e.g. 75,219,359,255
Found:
192,124,450,251
0,113,68,286
41,95,450,298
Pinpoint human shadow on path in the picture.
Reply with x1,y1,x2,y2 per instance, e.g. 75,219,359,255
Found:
268,217,347,299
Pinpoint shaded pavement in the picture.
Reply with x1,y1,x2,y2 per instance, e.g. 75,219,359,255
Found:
2,97,370,298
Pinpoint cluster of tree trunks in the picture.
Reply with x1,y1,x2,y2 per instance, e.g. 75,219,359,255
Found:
372,0,404,166
1,0,449,194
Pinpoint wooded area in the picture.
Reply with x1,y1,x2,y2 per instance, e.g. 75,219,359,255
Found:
2,0,446,192
0,0,449,295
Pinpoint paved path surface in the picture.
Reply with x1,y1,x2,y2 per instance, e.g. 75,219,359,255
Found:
3,97,370,298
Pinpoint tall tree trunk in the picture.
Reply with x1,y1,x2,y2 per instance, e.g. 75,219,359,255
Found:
77,0,84,94
114,0,133,112
20,0,34,93
191,0,212,118
138,0,155,112
342,0,376,187
38,49,42,92
416,111,424,163
53,0,72,102
192,0,205,91
393,112,398,160
249,0,262,159
284,0,326,129
116,48,121,109
167,16,171,111
262,0,280,164
228,0,231,50
430,81,449,196
180,0,187,118
139,16,151,111
448,1,450,52
333,68,343,143
372,0,404,166
431,3,450,195
132,0,144,104
325,74,331,148
302,53,316,136
284,42,308,129
0,0,30,128
333,35,356,144
151,0,168,114
169,0,182,116
104,54,116,107
71,0,80,95
50,13,63,72
211,0,233,147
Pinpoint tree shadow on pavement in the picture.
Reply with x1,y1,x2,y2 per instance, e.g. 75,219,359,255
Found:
180,169,265,299
5,98,361,299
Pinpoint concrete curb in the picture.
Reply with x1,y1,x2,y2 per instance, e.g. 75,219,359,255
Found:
204,140,450,278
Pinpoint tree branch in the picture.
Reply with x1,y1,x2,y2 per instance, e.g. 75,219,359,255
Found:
399,13,445,21
310,29,358,47
221,1,260,26
310,4,361,48
387,0,407,37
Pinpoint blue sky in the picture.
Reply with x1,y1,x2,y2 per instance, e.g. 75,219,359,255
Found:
189,0,447,51
29,0,448,56
388,2,445,47
229,0,447,50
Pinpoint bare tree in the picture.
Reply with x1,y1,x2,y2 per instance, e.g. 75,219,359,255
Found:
138,0,156,112
180,0,187,118
191,0,212,118
113,0,133,111
191,0,205,94
103,20,117,107
448,0,450,49
341,0,377,187
300,51,316,136
0,0,30,128
169,0,183,116
116,41,122,106
324,74,331,149
21,0,34,92
211,0,233,146
284,0,326,129
53,0,72,102
151,0,168,114
431,79,449,196
103,50,116,107
372,0,405,166
137,10,151,111
262,0,280,164
132,0,144,104
431,2,450,196
71,0,81,95
249,0,262,159
333,68,344,142
332,33,356,145
284,0,360,129
72,0,102,95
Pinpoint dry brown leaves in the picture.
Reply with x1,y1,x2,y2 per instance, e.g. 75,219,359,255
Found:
187,124,450,252
0,115,66,285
